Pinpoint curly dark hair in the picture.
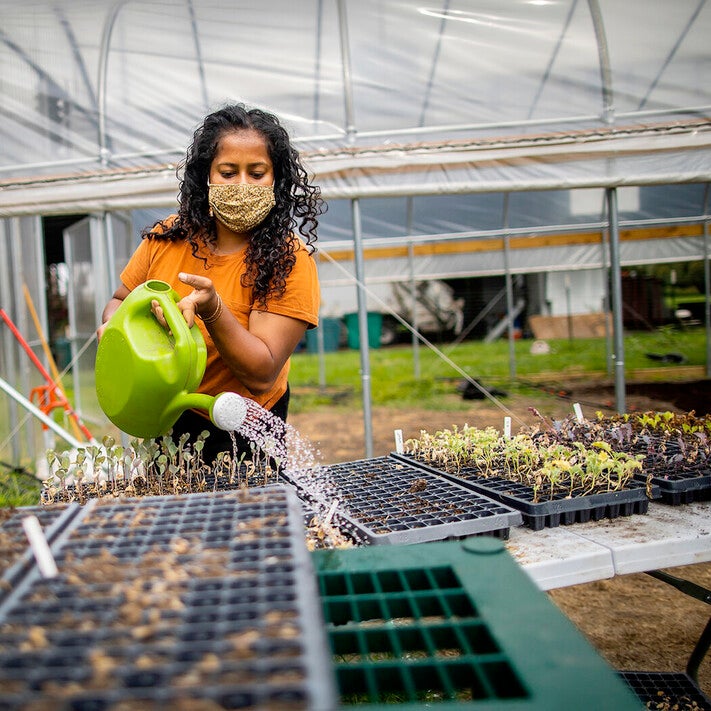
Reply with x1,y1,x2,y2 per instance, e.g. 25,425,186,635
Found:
144,104,324,306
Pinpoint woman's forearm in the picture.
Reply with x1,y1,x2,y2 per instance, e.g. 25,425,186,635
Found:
206,311,307,394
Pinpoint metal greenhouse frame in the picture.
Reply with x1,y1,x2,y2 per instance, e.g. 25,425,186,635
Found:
1,0,710,460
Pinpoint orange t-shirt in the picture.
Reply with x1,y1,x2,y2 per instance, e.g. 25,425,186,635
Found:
120,227,319,411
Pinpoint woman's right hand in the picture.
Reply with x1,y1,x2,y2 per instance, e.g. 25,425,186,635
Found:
175,272,220,328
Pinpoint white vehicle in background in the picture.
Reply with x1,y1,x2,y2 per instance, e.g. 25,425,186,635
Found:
317,279,466,348
381,280,465,345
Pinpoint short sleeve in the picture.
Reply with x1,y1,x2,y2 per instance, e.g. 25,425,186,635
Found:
120,238,152,291
262,240,320,328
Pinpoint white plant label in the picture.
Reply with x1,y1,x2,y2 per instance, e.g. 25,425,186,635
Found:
324,499,340,525
22,515,58,578
503,417,512,438
394,429,404,454
573,402,584,423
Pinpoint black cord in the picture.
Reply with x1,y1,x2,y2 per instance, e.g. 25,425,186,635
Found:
0,459,34,478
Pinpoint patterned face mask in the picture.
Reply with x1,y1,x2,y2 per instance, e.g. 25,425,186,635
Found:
207,183,276,233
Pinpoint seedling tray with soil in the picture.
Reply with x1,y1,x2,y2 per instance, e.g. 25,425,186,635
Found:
638,466,711,506
0,486,336,710
619,670,711,710
308,456,522,545
40,432,289,507
526,410,711,506
393,453,655,531
0,503,76,601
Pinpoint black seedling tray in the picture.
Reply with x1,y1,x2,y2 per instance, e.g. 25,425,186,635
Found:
393,453,654,531
633,469,711,505
198,466,282,493
0,503,76,602
299,502,363,550
0,487,336,710
306,456,522,545
619,670,711,710
41,465,283,503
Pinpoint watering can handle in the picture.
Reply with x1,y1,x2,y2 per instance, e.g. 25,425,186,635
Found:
153,289,197,370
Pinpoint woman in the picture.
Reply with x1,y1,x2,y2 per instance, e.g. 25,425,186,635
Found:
99,104,324,463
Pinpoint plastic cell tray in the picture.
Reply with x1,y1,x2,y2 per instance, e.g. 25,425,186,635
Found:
41,465,283,502
0,503,76,601
0,486,336,710
304,456,522,545
620,670,711,710
313,539,642,709
393,453,655,531
633,469,711,505
299,502,363,550
208,466,283,492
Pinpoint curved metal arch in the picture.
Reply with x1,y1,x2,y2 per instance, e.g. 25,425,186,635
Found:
186,0,209,114
98,0,129,164
587,0,614,124
336,0,356,139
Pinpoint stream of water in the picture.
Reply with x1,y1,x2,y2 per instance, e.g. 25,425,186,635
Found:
232,397,359,545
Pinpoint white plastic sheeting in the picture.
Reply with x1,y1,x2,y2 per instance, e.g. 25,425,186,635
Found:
1,1,710,195
1,0,710,278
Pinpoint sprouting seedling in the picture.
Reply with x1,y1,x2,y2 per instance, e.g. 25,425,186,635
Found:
271,456,282,483
155,454,168,495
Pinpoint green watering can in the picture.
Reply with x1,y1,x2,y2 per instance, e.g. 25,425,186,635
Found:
95,279,247,439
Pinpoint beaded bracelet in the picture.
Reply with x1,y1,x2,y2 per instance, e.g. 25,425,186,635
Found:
197,294,223,325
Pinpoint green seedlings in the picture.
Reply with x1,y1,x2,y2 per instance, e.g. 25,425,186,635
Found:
405,424,644,503
41,431,278,505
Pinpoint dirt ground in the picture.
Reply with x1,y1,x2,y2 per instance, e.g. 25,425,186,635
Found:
289,377,711,697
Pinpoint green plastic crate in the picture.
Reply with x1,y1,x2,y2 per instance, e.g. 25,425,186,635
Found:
314,538,642,710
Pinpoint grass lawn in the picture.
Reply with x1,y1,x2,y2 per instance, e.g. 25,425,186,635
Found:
288,326,708,412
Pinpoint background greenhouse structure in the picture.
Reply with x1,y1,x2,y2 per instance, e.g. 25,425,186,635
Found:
1,0,710,463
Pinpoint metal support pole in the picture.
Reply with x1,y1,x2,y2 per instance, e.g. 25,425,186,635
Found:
351,198,373,458
565,274,574,342
703,184,710,378
606,188,625,413
0,376,84,450
316,315,327,390
599,193,613,377
407,241,421,380
404,189,421,382
0,219,20,463
502,194,516,379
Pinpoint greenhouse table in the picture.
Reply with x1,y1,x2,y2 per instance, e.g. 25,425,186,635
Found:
506,500,711,591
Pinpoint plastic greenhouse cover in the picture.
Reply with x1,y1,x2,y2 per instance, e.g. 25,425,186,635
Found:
0,0,710,186
0,0,710,274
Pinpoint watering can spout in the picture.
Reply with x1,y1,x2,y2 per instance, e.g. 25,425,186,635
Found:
163,391,248,434
210,392,249,432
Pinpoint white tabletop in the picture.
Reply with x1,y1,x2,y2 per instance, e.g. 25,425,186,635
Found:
506,500,711,590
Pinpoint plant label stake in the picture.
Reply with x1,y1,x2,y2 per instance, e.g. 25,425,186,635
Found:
573,402,584,423
503,417,512,438
324,499,340,525
22,515,58,578
394,429,404,454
